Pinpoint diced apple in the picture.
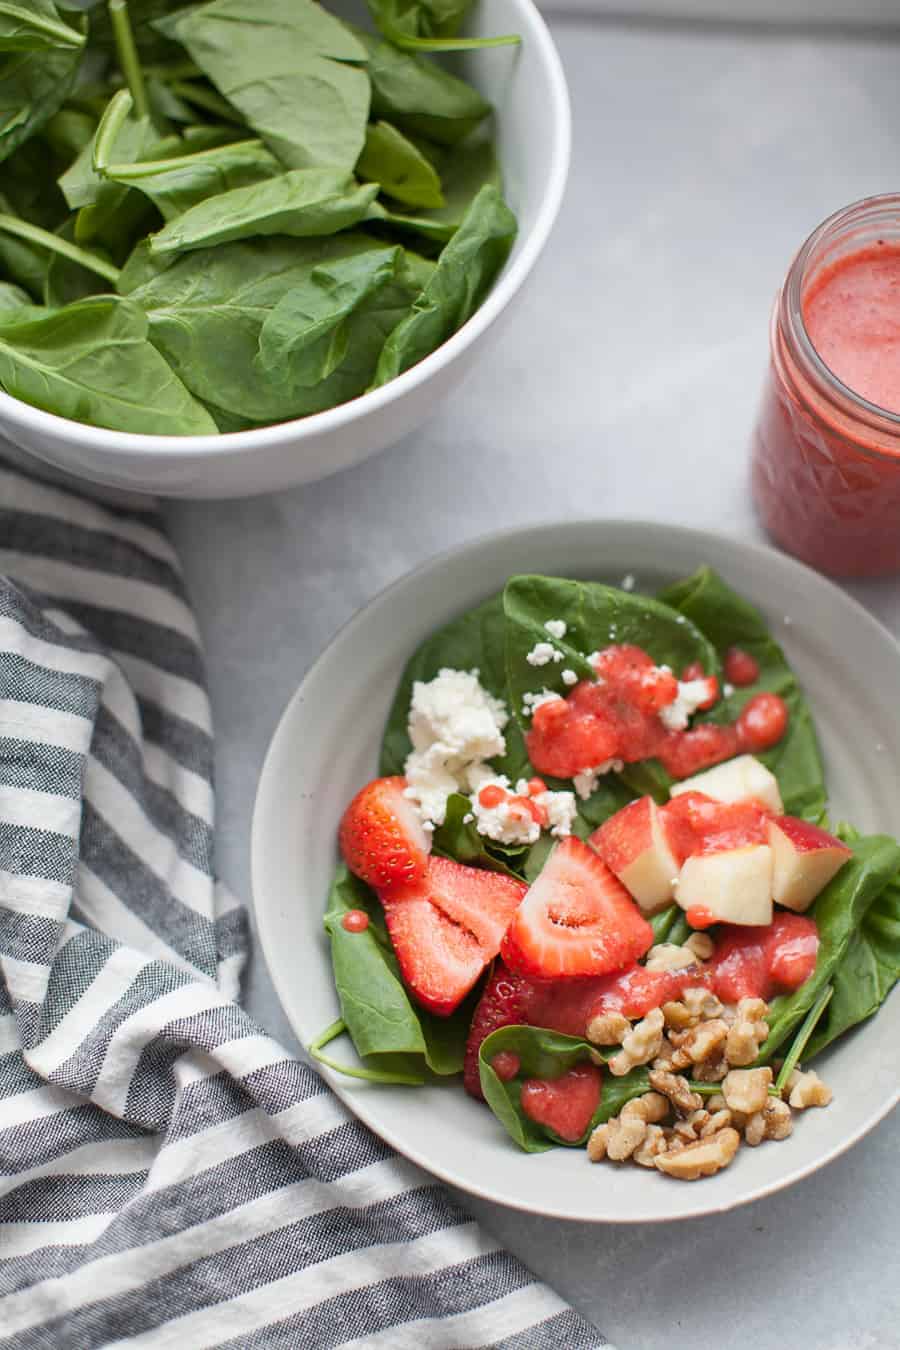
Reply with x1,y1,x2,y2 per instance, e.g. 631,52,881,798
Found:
590,796,682,915
767,816,852,912
669,755,783,815
676,844,774,926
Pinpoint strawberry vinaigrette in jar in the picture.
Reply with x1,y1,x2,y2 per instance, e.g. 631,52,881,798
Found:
751,195,900,577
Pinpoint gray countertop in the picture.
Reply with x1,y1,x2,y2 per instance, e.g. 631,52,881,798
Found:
167,15,900,1350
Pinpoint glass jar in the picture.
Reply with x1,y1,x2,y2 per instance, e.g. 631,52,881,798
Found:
751,194,900,577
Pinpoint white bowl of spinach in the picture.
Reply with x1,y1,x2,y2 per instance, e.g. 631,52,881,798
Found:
0,0,570,497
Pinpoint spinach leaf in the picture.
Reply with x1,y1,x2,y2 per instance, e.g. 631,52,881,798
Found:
478,1025,649,1152
0,0,86,51
43,219,112,307
657,567,827,819
413,136,499,230
353,25,489,146
0,5,84,163
0,294,218,433
126,233,429,421
805,872,900,1058
366,0,519,51
148,169,379,256
371,183,515,386
0,280,32,312
0,191,49,296
502,573,717,802
758,833,900,1061
254,244,401,390
58,100,159,255
101,138,281,221
156,0,370,172
322,865,471,1079
366,200,456,245
357,120,443,209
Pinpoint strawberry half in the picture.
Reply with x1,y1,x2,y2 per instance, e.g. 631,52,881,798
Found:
384,857,526,1017
501,836,653,979
339,776,430,892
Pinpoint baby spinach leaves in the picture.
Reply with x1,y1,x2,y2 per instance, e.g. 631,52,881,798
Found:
148,170,379,255
0,294,217,433
658,567,826,819
0,0,516,432
156,0,371,172
320,865,472,1082
371,183,516,385
357,120,444,209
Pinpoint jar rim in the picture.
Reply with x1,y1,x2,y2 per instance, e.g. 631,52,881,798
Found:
782,192,900,437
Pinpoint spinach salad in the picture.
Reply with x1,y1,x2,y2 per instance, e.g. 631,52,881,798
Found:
0,0,518,433
317,566,900,1164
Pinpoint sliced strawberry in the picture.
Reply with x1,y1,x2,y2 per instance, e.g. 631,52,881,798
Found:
463,959,535,1097
501,837,653,979
386,857,526,1017
339,776,430,892
656,722,741,778
520,1063,602,1143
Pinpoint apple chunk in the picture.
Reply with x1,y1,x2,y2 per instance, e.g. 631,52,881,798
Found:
670,754,783,814
767,816,852,912
676,844,774,926
590,796,682,914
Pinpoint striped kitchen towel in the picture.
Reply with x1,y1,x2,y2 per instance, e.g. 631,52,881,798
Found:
0,458,605,1350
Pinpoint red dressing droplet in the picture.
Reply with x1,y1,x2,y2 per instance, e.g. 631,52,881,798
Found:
341,909,370,933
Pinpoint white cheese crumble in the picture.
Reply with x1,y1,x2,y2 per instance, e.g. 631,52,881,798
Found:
526,641,564,667
521,688,563,718
659,678,711,732
467,775,578,845
469,775,539,845
561,668,578,687
723,682,735,698
403,668,509,826
621,573,636,591
544,619,567,640
573,759,623,800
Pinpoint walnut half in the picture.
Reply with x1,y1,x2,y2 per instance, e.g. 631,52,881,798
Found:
654,1127,741,1180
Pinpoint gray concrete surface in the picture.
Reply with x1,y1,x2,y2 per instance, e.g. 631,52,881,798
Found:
167,16,900,1349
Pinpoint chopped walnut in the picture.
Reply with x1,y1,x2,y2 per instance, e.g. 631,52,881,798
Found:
744,1111,766,1147
587,1124,609,1161
609,1007,665,1076
606,1116,647,1161
685,932,714,961
722,1067,773,1116
648,1069,703,1113
683,1018,729,1065
683,987,724,1022
788,1069,833,1109
661,1000,694,1031
586,1010,631,1046
706,1093,727,1113
762,1098,793,1140
654,1127,741,1180
701,1109,732,1137
621,1092,670,1124
645,943,697,973
632,1123,668,1167
692,1054,728,1083
725,998,769,1066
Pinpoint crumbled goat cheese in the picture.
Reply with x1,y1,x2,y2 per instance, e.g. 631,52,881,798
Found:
561,668,578,686
403,668,508,825
526,641,564,667
659,678,710,732
573,760,623,800
470,776,539,846
723,683,735,698
544,619,567,640
621,573,636,591
521,689,563,718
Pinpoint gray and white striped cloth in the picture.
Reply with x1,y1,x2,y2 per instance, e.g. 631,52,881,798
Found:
0,459,604,1349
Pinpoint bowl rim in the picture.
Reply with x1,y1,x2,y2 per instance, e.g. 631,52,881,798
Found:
0,0,571,458
251,517,900,1224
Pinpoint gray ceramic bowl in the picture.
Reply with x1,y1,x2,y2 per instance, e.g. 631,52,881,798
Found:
252,521,899,1222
